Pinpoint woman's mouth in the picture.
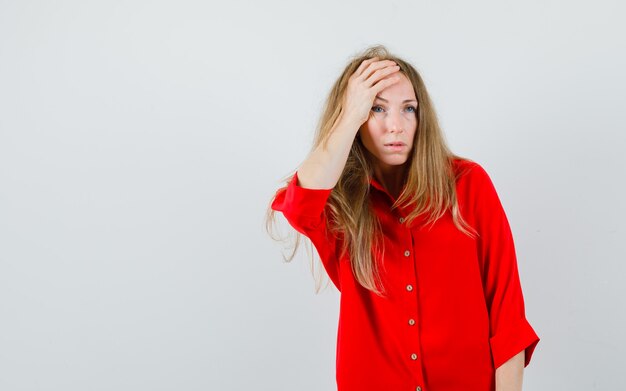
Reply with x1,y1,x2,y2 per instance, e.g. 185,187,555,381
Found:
384,142,407,151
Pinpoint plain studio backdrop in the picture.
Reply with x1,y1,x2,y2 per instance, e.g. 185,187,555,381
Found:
1,1,624,390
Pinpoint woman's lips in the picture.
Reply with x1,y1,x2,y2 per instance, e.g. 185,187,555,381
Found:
384,142,407,151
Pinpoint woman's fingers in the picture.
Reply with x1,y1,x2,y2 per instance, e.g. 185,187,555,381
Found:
354,56,379,77
365,64,401,88
357,59,397,80
354,58,393,79
372,73,401,94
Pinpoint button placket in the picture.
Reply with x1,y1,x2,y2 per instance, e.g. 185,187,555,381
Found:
401,219,421,381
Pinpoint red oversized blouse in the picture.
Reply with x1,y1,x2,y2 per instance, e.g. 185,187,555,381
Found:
271,158,540,391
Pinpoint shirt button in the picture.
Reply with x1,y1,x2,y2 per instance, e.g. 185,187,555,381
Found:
408,318,415,326
404,250,410,257
411,353,418,360
406,284,413,291
416,387,422,391
399,217,405,223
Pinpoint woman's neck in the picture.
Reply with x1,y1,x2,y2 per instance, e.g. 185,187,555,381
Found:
372,163,407,200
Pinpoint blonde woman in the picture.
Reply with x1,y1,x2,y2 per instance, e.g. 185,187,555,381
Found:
266,45,539,391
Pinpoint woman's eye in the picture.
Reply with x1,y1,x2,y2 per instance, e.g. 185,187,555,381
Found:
371,106,417,114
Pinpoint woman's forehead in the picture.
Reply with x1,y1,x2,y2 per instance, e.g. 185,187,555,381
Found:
376,74,417,102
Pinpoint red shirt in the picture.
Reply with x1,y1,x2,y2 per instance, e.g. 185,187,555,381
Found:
271,158,540,391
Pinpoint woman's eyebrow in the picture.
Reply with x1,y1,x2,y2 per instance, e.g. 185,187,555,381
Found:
375,96,417,103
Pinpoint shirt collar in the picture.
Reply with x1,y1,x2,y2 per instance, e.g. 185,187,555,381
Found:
369,175,386,193
369,175,405,204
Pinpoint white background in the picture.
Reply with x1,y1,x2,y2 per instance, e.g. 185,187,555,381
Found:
1,1,624,390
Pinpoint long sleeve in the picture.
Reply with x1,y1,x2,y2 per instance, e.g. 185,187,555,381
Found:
471,164,540,370
271,171,341,289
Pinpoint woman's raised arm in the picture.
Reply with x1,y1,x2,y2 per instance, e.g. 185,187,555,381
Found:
297,57,402,189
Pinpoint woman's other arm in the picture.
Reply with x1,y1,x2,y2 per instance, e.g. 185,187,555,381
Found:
495,349,524,391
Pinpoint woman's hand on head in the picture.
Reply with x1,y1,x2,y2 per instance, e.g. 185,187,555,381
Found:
295,58,401,190
342,57,402,127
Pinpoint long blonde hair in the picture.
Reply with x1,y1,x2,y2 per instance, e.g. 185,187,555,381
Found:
265,44,478,296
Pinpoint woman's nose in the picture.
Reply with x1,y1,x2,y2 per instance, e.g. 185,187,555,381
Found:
387,111,404,133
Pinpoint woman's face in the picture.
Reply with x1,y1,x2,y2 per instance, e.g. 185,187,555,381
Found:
358,73,418,171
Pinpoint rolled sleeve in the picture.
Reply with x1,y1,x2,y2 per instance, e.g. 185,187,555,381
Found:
271,171,341,289
271,171,333,233
471,164,540,369
490,316,539,369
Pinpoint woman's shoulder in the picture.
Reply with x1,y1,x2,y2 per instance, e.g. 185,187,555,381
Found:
450,156,493,191
452,156,482,177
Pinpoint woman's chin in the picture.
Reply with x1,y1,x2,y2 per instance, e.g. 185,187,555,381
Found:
382,156,409,165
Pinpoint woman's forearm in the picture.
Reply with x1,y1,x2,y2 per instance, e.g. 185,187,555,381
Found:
297,112,360,190
495,349,525,391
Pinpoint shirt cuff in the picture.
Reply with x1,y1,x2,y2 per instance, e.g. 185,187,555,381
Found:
490,317,540,369
271,171,334,230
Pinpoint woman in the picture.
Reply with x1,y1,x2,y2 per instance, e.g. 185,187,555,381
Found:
266,45,540,391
